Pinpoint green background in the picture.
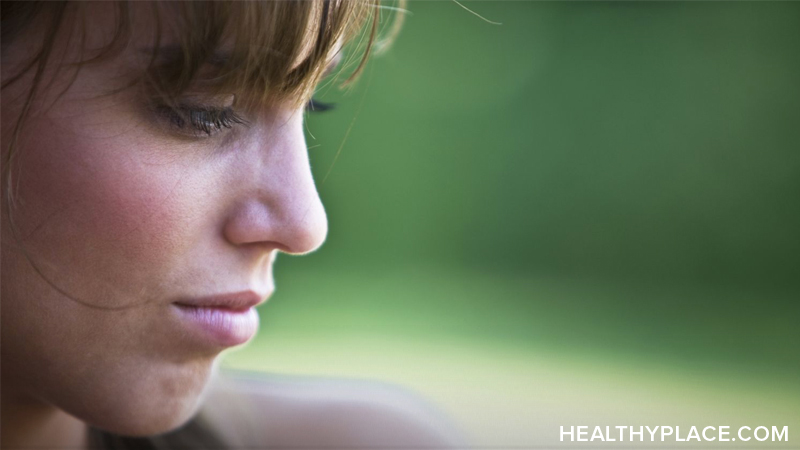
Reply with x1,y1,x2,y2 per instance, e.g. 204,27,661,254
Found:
223,2,799,445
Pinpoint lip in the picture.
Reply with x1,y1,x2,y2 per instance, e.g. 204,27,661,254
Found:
172,290,269,348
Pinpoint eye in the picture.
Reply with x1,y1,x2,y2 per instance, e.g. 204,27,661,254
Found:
155,104,248,138
305,98,336,114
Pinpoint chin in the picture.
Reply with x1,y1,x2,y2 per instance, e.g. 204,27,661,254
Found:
86,394,205,437
64,359,218,437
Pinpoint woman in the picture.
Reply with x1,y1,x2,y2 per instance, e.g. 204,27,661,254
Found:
1,1,459,448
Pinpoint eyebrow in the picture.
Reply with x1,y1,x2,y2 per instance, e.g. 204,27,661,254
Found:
141,46,343,77
140,46,229,68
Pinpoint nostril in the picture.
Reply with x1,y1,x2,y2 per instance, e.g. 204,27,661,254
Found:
221,200,271,248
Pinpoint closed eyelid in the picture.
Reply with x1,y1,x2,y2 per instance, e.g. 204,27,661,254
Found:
151,103,248,139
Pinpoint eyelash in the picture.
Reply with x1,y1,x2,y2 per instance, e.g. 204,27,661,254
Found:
161,106,247,137
157,98,334,137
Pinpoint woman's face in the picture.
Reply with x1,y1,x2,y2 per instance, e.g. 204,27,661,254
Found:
1,5,327,436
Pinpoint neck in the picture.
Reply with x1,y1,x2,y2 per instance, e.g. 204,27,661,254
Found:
1,386,88,450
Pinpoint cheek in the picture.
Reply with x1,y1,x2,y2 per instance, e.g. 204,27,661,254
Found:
9,116,213,306
2,115,223,435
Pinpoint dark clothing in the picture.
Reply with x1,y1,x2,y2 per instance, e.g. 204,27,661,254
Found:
87,416,227,450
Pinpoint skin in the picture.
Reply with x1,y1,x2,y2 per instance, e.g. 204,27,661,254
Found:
1,4,327,447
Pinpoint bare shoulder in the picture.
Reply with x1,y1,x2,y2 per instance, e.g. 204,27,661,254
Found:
200,370,466,448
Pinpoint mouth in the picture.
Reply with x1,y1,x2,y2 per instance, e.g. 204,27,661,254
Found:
172,290,270,348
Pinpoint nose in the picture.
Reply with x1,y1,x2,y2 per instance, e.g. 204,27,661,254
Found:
222,111,328,255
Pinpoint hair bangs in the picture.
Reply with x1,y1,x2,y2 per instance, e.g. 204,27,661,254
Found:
145,0,380,111
2,0,403,202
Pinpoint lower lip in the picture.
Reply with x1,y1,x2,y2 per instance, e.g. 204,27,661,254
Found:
172,304,260,347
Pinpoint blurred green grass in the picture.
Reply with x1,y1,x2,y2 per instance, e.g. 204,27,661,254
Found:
223,264,799,444
306,1,800,288
239,263,799,380
222,2,799,443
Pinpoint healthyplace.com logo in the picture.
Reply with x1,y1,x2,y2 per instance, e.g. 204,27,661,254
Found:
560,426,788,442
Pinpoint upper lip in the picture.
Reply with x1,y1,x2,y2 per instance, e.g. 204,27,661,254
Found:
173,290,268,311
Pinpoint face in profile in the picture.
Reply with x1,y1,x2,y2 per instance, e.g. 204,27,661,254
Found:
1,2,340,437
